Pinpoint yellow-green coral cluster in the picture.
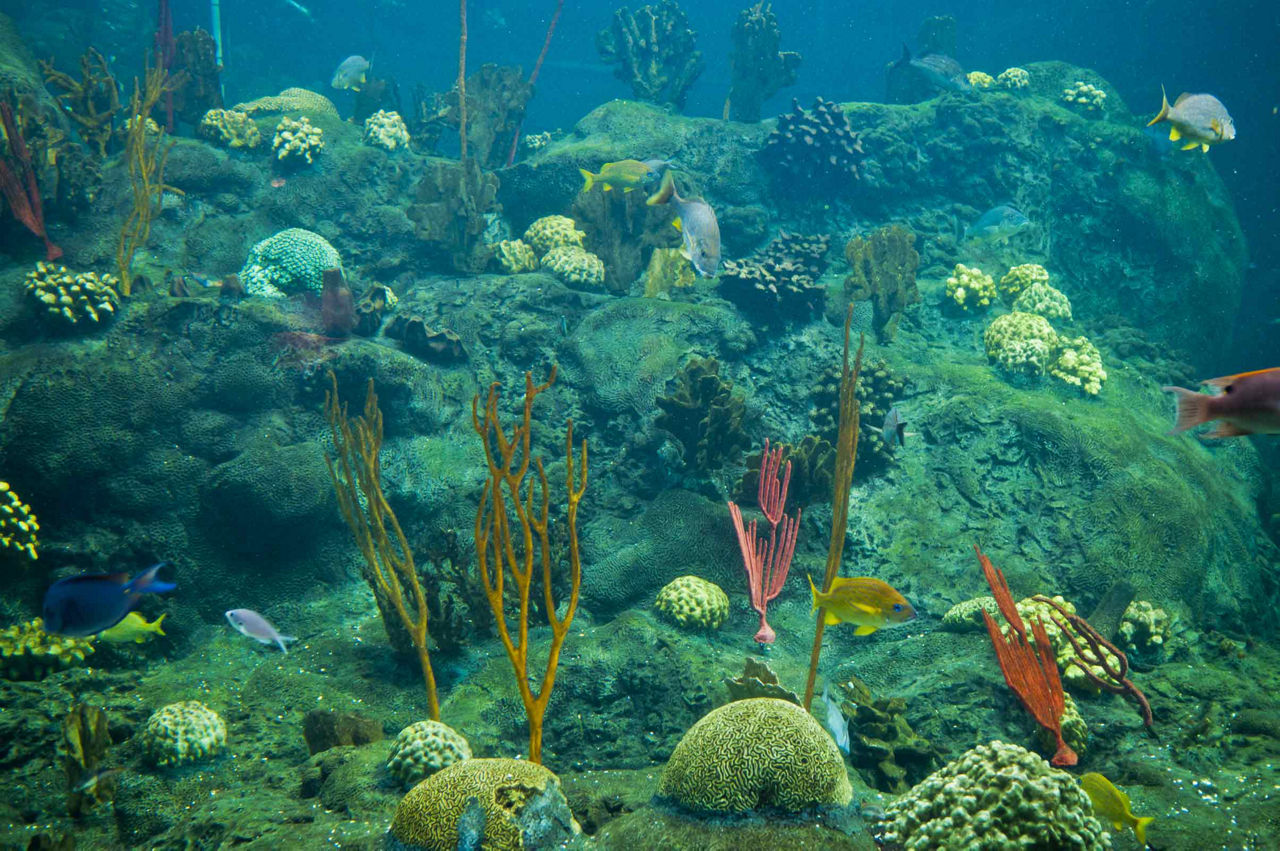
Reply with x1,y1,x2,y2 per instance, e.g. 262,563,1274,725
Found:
25,262,120,325
386,720,472,788
389,758,579,850
883,741,1110,850
363,110,410,151
1062,81,1107,112
940,596,998,632
1007,596,1120,692
1119,601,1173,657
197,108,262,149
984,312,1105,395
1049,335,1106,396
522,215,585,256
1013,281,1073,320
966,71,995,88
997,67,1030,90
654,575,729,630
946,263,997,310
0,618,94,680
659,698,852,813
140,701,227,766
493,239,538,274
998,262,1049,303
541,245,606,289
0,482,38,561
272,116,324,164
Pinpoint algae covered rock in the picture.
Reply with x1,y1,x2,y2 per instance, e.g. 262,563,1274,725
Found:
883,741,1110,850
139,701,227,766
387,720,472,788
388,758,578,851
654,575,729,631
659,697,852,814
239,228,342,297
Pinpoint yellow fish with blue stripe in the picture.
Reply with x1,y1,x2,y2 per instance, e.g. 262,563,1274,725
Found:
1081,772,1154,845
808,575,916,635
97,612,166,644
579,159,657,193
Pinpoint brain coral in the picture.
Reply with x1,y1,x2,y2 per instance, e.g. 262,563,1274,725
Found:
232,87,338,117
883,741,1110,850
541,245,606,289
388,758,579,851
493,239,538,274
654,575,729,630
659,698,852,813
239,228,342,297
522,215,584,256
140,701,227,766
387,720,472,788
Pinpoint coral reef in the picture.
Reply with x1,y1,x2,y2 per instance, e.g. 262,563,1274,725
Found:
386,720,472,788
983,311,1058,376
997,263,1049,304
139,701,227,766
362,110,410,151
597,0,704,109
761,97,864,196
718,232,830,323
0,481,38,561
966,70,995,88
735,435,835,508
523,214,585,256
658,698,852,813
0,618,93,679
727,2,800,122
654,357,750,474
385,315,466,363
843,224,921,341
997,67,1030,90
233,87,338,117
197,108,261,149
239,228,342,297
1049,335,1106,396
883,741,1111,850
836,676,943,793
945,263,997,311
1062,81,1107,112
1013,281,1073,320
941,596,999,631
408,157,499,272
388,759,578,850
493,239,538,274
272,116,324,164
541,245,606,289
1119,601,1174,668
40,47,120,158
24,262,120,325
653,575,729,630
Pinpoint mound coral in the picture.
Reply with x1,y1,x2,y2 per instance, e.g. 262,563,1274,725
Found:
883,741,1111,850
233,87,338,117
762,97,864,196
997,67,1030,90
659,697,852,813
0,481,39,561
966,70,995,88
940,596,999,631
654,575,729,630
272,115,324,164
983,311,1058,376
139,701,227,766
1009,596,1121,692
389,758,579,850
945,263,996,310
1013,281,1073,320
1049,335,1106,396
493,239,538,274
24,262,119,325
197,108,261,149
0,618,94,680
239,228,342,297
522,215,585,256
1062,81,1107,112
363,109,410,151
998,262,1049,303
387,720,472,788
597,0,704,109
540,244,606,289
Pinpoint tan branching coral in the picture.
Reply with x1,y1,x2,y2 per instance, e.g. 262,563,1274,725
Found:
198,108,261,149
273,115,324,164
25,262,120,325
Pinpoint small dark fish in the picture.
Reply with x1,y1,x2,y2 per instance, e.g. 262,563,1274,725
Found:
1164,368,1280,438
965,204,1030,244
330,55,370,91
74,767,122,794
226,608,296,653
646,172,721,277
42,563,176,637
883,406,908,446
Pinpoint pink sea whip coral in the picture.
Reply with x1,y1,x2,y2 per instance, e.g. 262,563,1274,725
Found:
728,439,801,644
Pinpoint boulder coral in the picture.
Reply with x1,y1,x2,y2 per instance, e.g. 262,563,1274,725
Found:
197,108,261,149
0,618,94,679
272,115,324,164
386,720,472,788
946,263,997,310
139,701,227,766
363,109,410,151
540,244,606,289
239,228,342,297
654,575,729,630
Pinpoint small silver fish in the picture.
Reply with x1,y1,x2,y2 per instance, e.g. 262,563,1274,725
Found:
330,55,370,91
883,406,907,447
964,204,1030,244
821,684,850,755
74,767,122,794
646,172,721,277
896,46,971,93
226,608,296,653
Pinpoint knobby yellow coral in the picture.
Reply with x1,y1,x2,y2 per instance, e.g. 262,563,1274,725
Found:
946,263,996,310
24,262,120,325
0,618,94,679
198,108,261,149
0,482,39,561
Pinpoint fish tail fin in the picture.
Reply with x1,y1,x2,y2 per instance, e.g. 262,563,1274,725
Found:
646,171,676,206
578,168,595,193
1147,85,1170,126
1134,816,1154,845
152,613,167,636
278,635,298,654
1162,386,1211,434
128,563,176,595
808,574,820,614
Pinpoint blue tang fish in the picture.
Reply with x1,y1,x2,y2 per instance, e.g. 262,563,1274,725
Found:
42,563,176,637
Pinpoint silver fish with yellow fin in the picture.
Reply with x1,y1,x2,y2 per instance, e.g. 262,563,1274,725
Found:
646,172,721,278
808,575,916,635
1080,772,1154,845
1147,86,1235,152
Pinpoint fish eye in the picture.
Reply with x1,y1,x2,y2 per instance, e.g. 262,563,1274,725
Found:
893,604,903,612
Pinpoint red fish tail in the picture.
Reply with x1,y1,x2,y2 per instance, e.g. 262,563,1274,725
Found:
1162,386,1211,433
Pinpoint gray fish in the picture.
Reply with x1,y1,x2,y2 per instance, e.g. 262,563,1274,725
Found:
897,46,971,93
330,55,370,91
821,684,850,755
74,767,122,794
226,608,296,653
646,172,721,277
964,204,1030,244
883,406,908,447
1147,86,1235,152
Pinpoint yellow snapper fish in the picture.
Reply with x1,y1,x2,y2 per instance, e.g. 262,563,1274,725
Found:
579,159,656,193
808,575,917,635
1147,86,1235,152
97,611,167,644
1080,772,1154,845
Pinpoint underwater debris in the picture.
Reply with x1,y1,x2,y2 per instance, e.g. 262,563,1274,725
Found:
597,0,703,109
654,575,729,631
727,2,801,122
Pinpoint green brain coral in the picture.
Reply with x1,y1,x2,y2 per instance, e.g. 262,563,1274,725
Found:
388,758,579,851
945,263,996,310
239,228,342,297
139,700,227,766
654,575,729,630
386,720,472,788
659,697,852,813
883,741,1111,850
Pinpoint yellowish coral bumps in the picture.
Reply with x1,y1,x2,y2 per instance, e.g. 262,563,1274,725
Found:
654,575,730,630
1062,81,1107,112
25,262,120,325
997,67,1030,90
998,263,1049,303
521,215,606,288
273,116,324,164
140,701,227,766
967,71,995,88
363,110,410,151
946,263,996,310
0,618,94,680
386,720,472,788
493,239,539,274
522,215,585,256
198,109,261,149
0,482,38,561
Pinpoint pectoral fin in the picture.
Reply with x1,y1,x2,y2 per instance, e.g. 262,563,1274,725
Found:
1181,141,1200,150
824,611,842,626
1200,143,1209,152
622,186,634,193
853,602,879,615
854,625,879,636
1169,127,1181,141
672,216,683,232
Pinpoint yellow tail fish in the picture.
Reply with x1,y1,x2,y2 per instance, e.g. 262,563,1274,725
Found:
808,575,916,635
97,612,167,644
1081,772,1154,845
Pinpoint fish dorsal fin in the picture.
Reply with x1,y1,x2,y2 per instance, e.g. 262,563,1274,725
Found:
1202,367,1280,388
62,572,129,586
1174,92,1192,105
1169,127,1181,141
854,625,878,635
